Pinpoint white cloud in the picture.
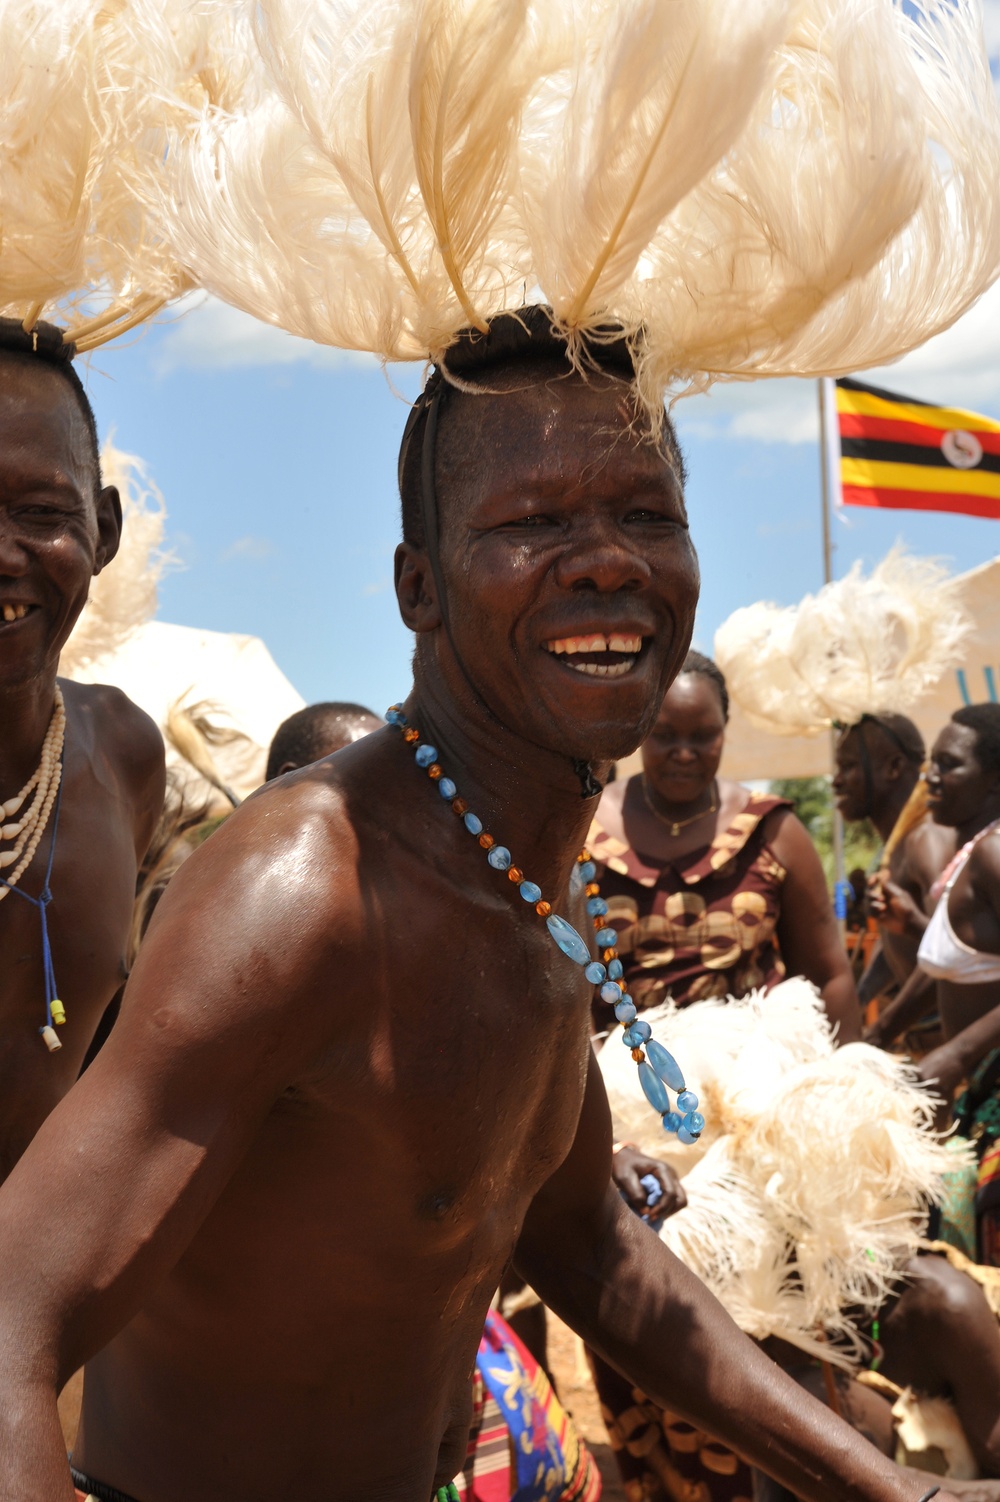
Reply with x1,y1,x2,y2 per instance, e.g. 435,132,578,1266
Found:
222,535,276,562
154,293,377,375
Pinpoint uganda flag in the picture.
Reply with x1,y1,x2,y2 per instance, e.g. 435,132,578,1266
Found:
836,377,1000,520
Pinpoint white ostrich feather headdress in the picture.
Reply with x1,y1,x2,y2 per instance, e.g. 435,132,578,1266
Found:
713,545,972,735
0,0,226,352
148,0,1000,412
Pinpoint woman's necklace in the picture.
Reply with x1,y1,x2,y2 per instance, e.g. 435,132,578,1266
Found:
0,686,67,1051
641,774,718,838
387,705,704,1144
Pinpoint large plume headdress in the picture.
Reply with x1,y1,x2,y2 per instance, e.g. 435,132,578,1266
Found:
713,546,972,736
147,0,1000,412
0,0,231,351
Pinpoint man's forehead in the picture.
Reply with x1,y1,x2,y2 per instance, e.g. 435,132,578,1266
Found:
0,355,91,474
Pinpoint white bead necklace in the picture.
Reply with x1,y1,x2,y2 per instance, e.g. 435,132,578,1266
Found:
0,686,66,898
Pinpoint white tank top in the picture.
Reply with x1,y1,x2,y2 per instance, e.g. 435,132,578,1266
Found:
918,819,1000,984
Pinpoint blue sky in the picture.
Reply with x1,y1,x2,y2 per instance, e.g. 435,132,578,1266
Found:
78,276,1000,716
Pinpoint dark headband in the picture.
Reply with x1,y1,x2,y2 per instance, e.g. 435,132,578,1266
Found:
0,317,76,363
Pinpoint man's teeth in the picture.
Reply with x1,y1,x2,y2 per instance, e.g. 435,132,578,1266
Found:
545,633,643,655
1,605,28,623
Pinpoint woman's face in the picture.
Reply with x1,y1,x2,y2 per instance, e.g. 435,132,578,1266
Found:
641,672,726,805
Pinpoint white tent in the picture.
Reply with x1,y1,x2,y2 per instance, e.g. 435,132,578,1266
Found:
68,619,305,801
718,555,1000,782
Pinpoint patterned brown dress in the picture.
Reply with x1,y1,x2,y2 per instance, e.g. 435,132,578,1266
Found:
589,789,793,1021
587,788,793,1502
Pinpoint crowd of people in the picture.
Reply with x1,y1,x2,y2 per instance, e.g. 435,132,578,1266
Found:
3,314,1000,1502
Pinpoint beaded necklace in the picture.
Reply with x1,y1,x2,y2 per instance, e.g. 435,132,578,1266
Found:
387,706,704,1143
0,687,67,1052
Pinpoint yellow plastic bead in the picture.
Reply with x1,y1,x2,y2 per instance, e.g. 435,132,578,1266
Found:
50,999,66,1026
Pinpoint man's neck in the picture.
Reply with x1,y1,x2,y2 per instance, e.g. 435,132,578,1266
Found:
405,669,604,900
955,802,1000,847
0,674,60,795
870,773,920,843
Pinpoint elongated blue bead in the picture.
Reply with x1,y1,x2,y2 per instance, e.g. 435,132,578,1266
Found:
677,1125,698,1146
579,861,597,882
677,1089,699,1114
519,880,542,904
595,927,618,948
614,999,636,1024
487,845,511,871
639,1062,669,1114
584,962,607,985
545,914,591,966
662,1111,682,1134
645,1039,686,1093
600,981,622,1005
438,777,457,799
415,744,437,766
683,1110,705,1136
586,896,608,918
607,958,624,981
464,812,483,836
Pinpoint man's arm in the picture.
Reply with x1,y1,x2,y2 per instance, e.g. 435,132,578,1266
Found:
0,782,354,1502
770,813,862,1043
515,1049,949,1502
865,967,936,1049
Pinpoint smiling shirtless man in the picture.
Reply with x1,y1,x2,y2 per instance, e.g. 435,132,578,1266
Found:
0,320,164,1175
0,313,950,1502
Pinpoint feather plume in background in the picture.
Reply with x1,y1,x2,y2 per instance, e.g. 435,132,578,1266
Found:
714,546,972,735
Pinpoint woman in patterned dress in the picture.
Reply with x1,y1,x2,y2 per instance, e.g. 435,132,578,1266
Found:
588,653,862,1502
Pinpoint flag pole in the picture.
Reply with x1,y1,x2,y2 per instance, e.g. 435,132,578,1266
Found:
818,377,848,935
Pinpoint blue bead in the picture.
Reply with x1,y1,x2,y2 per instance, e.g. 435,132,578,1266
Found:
579,861,597,882
607,958,623,981
586,897,608,918
545,914,591,966
631,1019,651,1041
639,1062,669,1114
438,777,457,799
519,880,542,903
487,845,511,871
677,1089,699,1114
464,812,483,836
683,1110,705,1136
595,927,618,948
645,1039,686,1093
677,1125,698,1146
584,962,607,985
622,1025,641,1047
662,1111,682,1134
386,707,406,725
600,981,622,1005
415,744,437,766
614,999,636,1024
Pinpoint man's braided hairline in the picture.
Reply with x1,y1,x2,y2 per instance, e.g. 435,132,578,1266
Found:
0,317,101,491
952,702,1000,776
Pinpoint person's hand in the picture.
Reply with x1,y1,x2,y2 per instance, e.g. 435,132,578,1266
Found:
868,877,925,936
612,1145,687,1219
917,1044,966,1100
863,1019,887,1050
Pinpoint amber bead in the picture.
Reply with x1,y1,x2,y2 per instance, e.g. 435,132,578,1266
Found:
631,1047,646,1064
577,848,591,864
507,866,524,883
451,797,468,816
602,948,618,961
535,900,552,917
427,763,442,779
403,727,419,743
479,832,495,849
585,882,600,897
593,915,606,930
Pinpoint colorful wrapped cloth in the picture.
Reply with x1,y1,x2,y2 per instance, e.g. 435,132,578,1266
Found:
456,1312,601,1502
949,1050,1000,1268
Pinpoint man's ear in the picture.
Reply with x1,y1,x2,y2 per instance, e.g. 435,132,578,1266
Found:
93,484,122,574
394,542,442,633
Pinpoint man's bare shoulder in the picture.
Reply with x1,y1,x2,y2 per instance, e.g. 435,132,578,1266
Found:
59,678,164,786
897,815,955,888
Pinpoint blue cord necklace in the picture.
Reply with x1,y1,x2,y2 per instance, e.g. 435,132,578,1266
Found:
387,706,703,1143
0,770,66,1051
